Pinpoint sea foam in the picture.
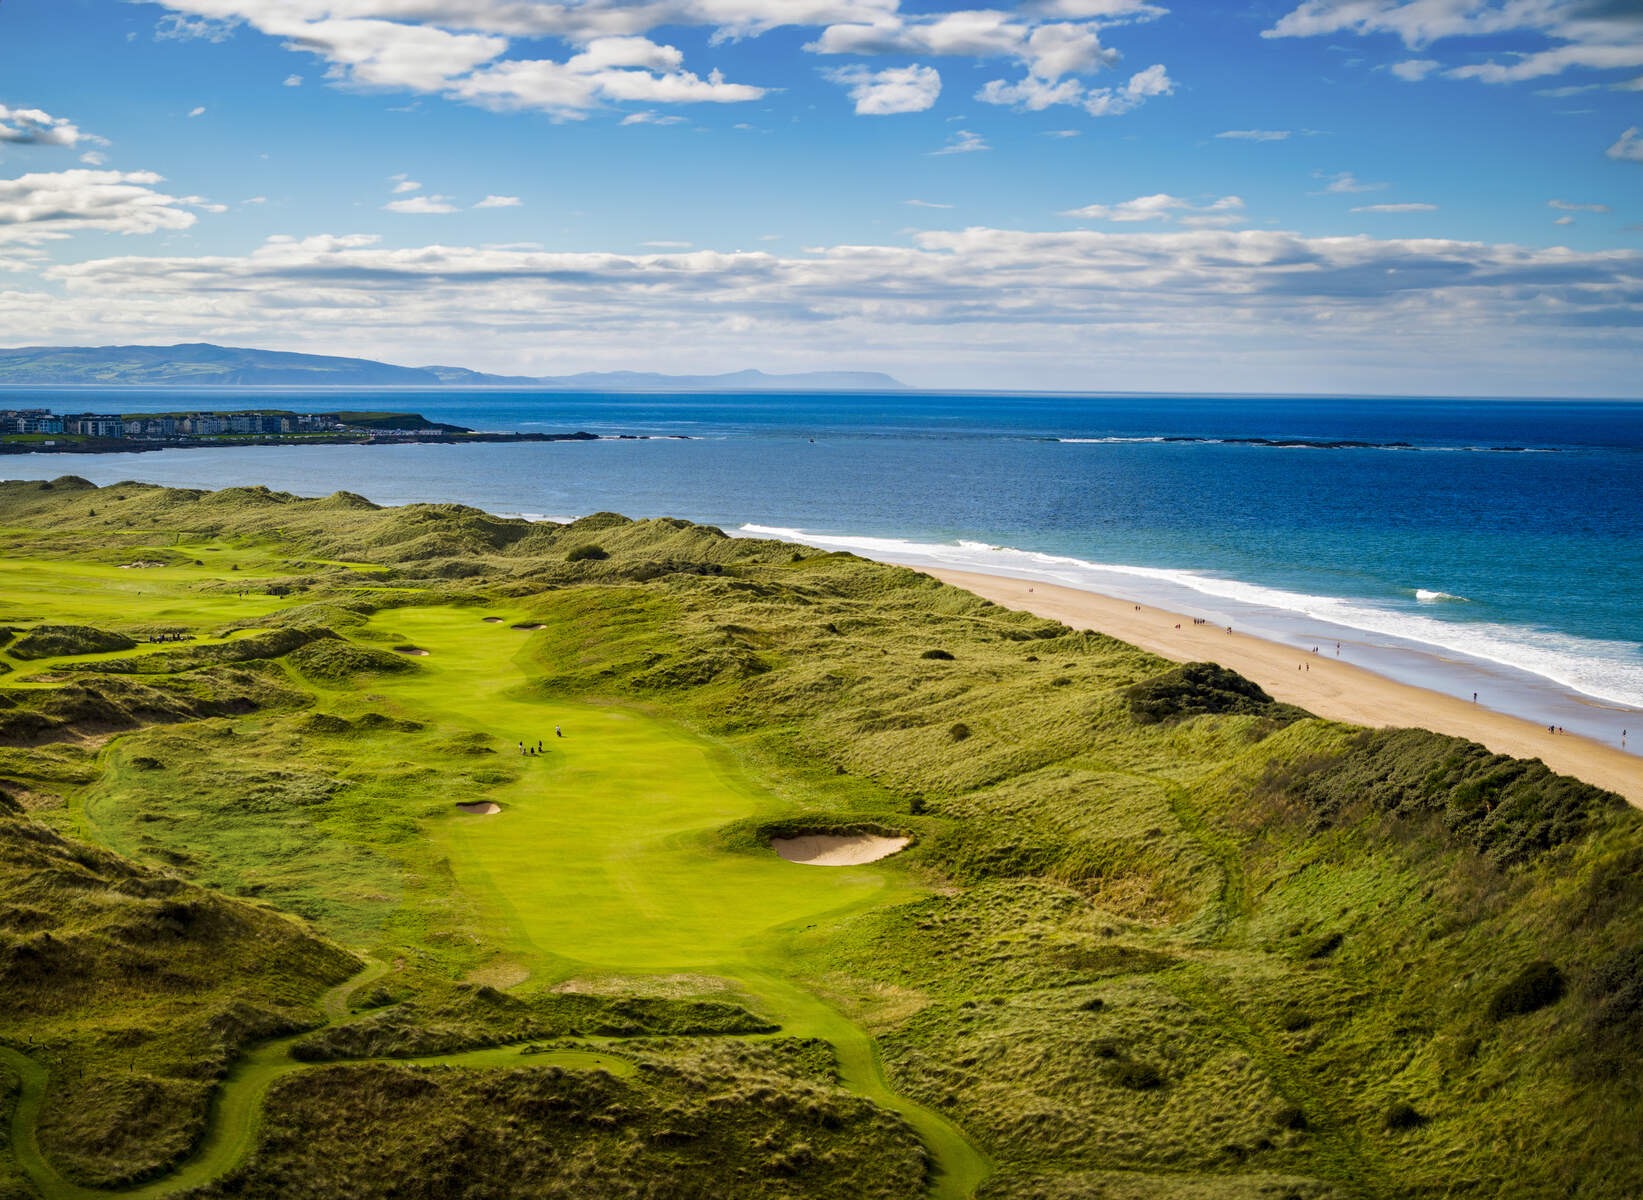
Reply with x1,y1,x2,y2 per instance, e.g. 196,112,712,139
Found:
740,524,1643,712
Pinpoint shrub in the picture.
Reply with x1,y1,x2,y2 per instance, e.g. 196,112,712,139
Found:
1109,1059,1164,1090
10,624,137,660
920,648,954,661
565,544,609,562
1384,1102,1426,1131
949,722,972,742
1126,661,1303,726
1487,960,1566,1020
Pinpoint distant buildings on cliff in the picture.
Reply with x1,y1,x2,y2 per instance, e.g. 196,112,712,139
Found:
0,409,357,440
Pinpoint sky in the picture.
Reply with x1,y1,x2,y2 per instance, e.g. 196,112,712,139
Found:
0,0,1640,395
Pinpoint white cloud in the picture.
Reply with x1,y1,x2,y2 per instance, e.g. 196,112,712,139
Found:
643,240,693,248
390,175,422,193
450,39,764,118
905,199,954,208
383,194,458,213
1549,199,1610,213
825,64,942,114
1609,127,1643,163
1555,215,1575,225
284,73,304,86
20,225,1642,395
1351,202,1437,212
1062,193,1244,224
810,10,1124,80
1043,128,1081,137
188,106,207,117
1216,129,1290,141
979,62,1170,115
475,194,522,208
0,169,200,243
1267,2,1643,88
1319,170,1386,193
0,105,97,147
620,110,688,125
1082,63,1172,115
1390,58,1440,81
931,129,989,155
81,151,108,166
156,13,238,42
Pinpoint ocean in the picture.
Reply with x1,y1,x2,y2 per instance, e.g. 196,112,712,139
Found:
4,389,1641,750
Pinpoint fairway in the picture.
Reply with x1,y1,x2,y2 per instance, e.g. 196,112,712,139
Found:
378,606,916,974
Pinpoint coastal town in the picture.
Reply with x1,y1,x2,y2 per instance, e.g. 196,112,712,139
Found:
0,407,608,453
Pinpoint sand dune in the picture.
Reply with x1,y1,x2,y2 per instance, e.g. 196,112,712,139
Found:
923,567,1643,808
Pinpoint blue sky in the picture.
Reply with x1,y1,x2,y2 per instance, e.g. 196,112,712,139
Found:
0,0,1639,394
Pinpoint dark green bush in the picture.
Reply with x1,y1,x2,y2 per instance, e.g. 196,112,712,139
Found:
920,648,954,661
1384,1102,1426,1131
565,544,609,562
10,624,137,660
949,722,972,742
1126,661,1304,726
1488,961,1566,1020
1109,1059,1164,1090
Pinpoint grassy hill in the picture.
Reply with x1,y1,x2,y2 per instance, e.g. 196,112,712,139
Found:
0,477,1638,1199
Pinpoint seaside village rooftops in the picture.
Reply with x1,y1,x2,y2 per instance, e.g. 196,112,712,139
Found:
0,409,353,440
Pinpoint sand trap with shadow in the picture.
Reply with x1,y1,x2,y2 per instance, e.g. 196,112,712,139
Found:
772,834,909,866
395,646,430,656
456,801,502,815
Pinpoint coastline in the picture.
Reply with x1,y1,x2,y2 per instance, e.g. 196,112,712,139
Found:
921,566,1643,808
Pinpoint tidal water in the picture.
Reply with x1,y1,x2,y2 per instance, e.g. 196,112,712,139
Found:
5,388,1640,749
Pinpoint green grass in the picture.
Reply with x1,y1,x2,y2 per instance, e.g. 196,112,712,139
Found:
1,478,1640,1200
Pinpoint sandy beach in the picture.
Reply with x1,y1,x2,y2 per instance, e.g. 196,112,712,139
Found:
923,567,1643,808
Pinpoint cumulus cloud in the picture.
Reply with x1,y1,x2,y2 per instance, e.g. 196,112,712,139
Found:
811,11,1122,80
1549,199,1610,213
1609,127,1643,162
980,62,1170,115
1062,194,1244,225
931,129,989,155
0,169,200,243
1390,58,1440,81
383,194,458,213
188,106,207,117
284,73,304,86
1267,1,1643,88
620,110,688,125
156,13,239,42
451,38,764,118
474,194,522,207
1351,202,1437,212
1319,170,1386,193
1216,129,1291,141
0,105,98,148
17,225,1640,394
142,3,781,119
825,64,942,114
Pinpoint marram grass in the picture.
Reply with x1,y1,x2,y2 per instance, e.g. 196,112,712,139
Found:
0,476,1638,1200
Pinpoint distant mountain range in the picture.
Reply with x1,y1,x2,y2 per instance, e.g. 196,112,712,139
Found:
0,343,904,391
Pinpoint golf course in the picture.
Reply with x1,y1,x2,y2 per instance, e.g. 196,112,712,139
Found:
2,478,1641,1199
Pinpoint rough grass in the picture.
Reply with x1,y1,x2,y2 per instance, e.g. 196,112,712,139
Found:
2,480,1640,1200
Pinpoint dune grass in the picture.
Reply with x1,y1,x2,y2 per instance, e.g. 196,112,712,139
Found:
1,478,1640,1199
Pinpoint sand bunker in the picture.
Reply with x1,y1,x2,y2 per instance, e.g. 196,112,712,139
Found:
394,646,430,656
511,623,546,631
456,801,502,815
482,617,504,624
772,834,910,866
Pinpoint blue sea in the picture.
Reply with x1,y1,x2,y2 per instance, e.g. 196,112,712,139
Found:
5,388,1641,750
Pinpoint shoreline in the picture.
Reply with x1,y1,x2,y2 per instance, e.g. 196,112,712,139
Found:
920,566,1643,808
